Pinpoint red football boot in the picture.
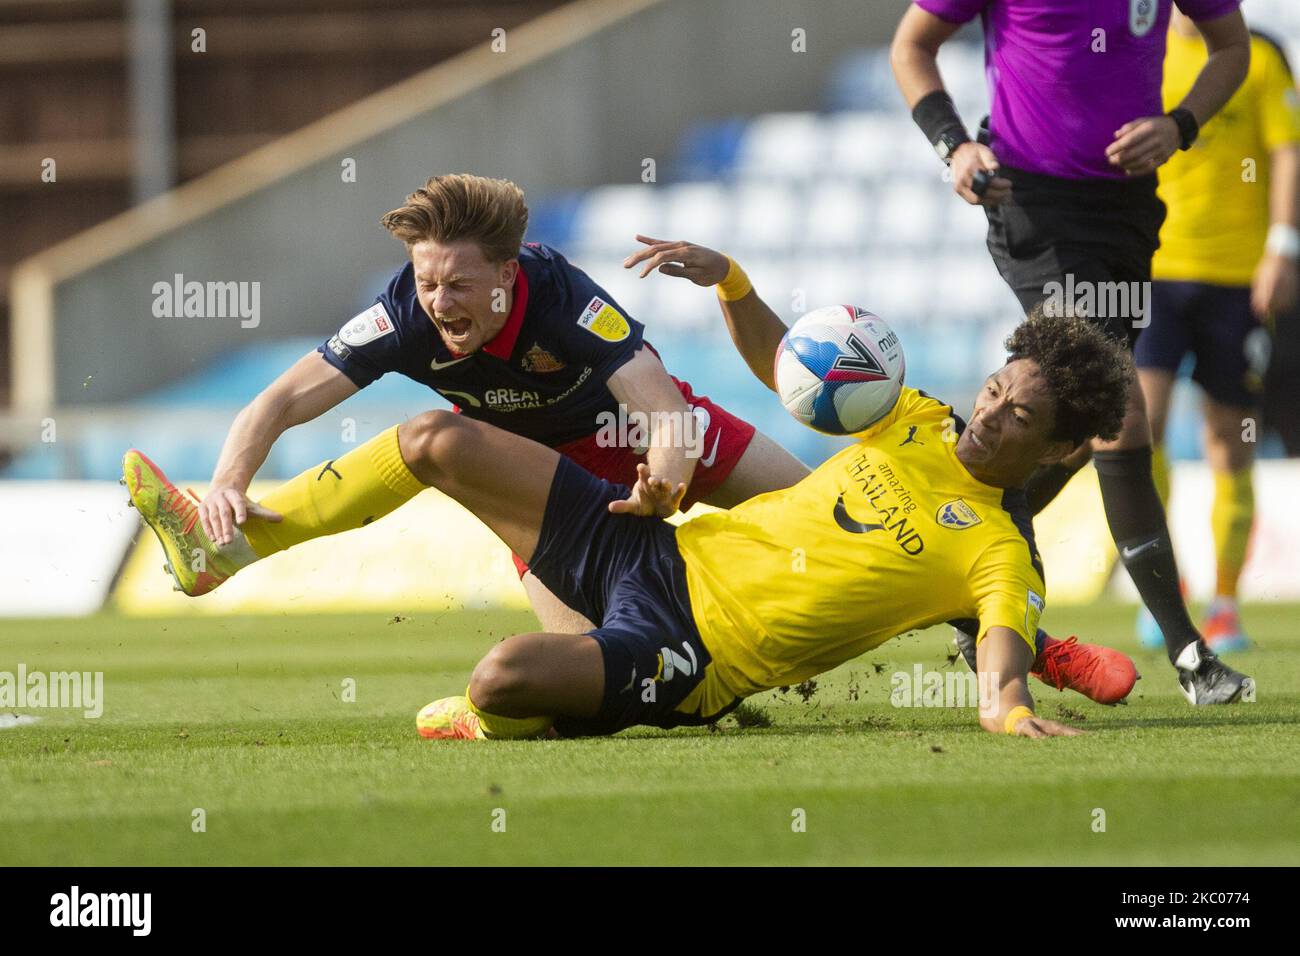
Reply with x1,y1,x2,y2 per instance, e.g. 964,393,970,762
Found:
1031,635,1138,705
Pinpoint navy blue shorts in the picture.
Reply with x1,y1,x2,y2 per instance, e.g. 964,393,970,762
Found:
527,456,738,737
1135,281,1269,407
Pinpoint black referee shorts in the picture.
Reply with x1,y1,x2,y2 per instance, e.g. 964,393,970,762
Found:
985,165,1167,349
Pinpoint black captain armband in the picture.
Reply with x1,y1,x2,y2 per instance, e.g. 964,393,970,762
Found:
912,90,971,165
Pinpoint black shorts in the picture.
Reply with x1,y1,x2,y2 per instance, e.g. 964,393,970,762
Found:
527,456,740,737
1135,281,1269,408
985,166,1167,349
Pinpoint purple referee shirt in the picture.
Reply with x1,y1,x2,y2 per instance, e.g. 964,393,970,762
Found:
914,0,1241,180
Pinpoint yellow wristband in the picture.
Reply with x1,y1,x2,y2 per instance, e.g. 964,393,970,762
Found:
1004,705,1034,735
716,256,753,301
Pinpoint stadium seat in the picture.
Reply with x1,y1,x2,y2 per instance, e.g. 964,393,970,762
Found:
944,200,991,246
800,180,873,251
875,182,946,247
792,255,870,312
935,42,989,123
826,112,926,182
825,48,902,112
858,257,936,320
730,182,800,253
734,112,826,182
573,185,664,252
526,191,585,249
661,182,732,249
645,264,717,331
933,257,1007,320
587,259,652,321
675,117,748,180
743,259,796,314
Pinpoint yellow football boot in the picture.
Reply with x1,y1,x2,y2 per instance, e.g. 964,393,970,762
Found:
416,696,486,740
122,449,239,596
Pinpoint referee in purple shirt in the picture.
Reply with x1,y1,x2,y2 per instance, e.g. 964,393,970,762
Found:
892,0,1253,703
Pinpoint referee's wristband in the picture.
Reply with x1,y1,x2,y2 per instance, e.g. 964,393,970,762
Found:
1266,223,1300,259
1004,705,1034,735
716,256,753,301
1168,107,1199,151
912,90,971,165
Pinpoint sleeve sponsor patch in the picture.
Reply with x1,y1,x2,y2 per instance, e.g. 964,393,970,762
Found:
1025,589,1045,637
326,335,352,360
339,303,396,347
576,296,630,343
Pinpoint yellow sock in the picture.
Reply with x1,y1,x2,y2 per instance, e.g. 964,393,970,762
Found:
1150,444,1171,507
1211,466,1254,599
241,424,426,558
466,689,553,739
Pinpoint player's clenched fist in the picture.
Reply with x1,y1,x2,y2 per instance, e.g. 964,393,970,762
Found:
199,487,282,546
950,142,1011,207
623,235,730,285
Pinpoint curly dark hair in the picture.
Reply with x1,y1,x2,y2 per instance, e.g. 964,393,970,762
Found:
1004,306,1133,445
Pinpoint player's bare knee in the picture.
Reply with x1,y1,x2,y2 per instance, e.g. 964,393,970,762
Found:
469,644,527,713
398,409,462,480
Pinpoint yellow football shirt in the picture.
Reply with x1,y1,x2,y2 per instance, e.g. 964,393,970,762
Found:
675,387,1047,707
1154,29,1300,285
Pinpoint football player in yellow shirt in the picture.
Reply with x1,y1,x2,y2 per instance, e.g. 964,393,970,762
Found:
413,244,1203,743
1136,9,1300,652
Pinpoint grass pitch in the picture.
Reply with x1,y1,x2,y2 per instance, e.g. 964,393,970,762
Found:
1,604,1297,866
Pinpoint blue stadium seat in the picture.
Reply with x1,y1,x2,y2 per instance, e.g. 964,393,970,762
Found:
801,180,873,250
825,48,899,112
734,113,826,182
674,117,748,180
731,182,800,253
662,182,731,249
573,185,664,252
527,191,585,249
826,112,930,182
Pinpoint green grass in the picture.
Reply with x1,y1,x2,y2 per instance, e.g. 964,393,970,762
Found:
1,604,1297,865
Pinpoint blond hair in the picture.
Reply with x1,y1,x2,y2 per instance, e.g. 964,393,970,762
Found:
380,174,529,263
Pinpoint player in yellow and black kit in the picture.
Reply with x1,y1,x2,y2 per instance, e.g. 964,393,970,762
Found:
1135,10,1300,652
408,241,1176,744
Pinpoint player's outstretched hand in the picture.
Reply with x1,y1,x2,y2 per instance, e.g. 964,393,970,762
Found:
1010,714,1085,738
199,487,282,546
950,142,1011,206
1106,115,1180,176
623,235,730,285
608,463,686,518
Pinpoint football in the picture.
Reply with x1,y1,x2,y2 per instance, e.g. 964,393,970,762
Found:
774,305,906,434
